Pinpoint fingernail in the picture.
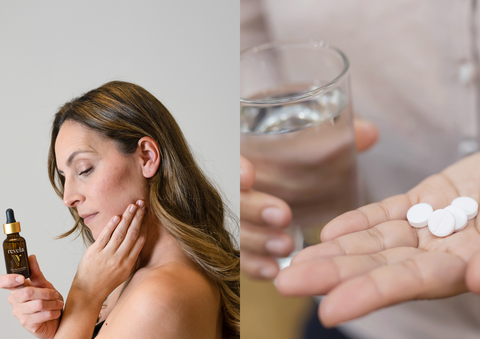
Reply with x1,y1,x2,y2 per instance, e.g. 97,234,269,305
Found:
265,238,289,255
112,216,120,223
54,292,60,299
137,200,145,208
129,205,137,213
262,207,284,227
15,276,23,283
260,265,277,279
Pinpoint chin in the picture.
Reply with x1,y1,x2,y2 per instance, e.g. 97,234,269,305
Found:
91,232,100,241
85,217,107,241
85,225,100,241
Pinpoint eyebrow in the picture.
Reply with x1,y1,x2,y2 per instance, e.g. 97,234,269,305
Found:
57,150,96,175
66,150,96,166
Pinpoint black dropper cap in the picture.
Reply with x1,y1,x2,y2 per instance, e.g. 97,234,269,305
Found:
4,208,20,234
6,209,16,224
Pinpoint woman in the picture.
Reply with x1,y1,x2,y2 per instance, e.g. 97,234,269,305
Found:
0,81,240,338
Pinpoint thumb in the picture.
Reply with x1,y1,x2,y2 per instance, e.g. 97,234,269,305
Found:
28,255,53,289
0,274,29,289
354,118,379,152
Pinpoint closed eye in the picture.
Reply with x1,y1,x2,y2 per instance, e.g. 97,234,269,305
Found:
79,167,93,176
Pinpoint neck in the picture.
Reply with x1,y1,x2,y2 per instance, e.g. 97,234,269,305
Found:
135,207,187,270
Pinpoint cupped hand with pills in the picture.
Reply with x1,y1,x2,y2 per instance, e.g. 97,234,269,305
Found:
240,119,379,280
276,152,480,327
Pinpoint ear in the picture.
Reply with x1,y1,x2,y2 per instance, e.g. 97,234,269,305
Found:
136,137,160,179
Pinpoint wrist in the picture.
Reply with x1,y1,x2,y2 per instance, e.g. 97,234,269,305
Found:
70,278,105,308
53,284,104,339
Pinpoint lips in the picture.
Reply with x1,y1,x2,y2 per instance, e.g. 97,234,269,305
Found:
80,213,98,224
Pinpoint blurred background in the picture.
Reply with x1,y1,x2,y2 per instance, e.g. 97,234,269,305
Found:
241,275,315,338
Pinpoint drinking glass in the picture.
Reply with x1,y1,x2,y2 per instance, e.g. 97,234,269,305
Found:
240,40,358,270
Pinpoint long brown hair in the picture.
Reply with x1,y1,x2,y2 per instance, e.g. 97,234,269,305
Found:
48,81,240,338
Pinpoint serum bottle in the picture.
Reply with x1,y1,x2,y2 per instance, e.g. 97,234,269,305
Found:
3,209,30,278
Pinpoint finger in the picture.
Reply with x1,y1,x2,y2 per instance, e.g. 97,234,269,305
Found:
127,219,147,263
11,287,61,303
94,214,121,249
240,221,293,257
19,310,62,326
116,201,146,255
466,248,480,293
105,204,139,252
240,251,279,280
0,274,27,289
241,189,292,229
20,299,64,314
321,194,414,242
28,255,54,290
293,219,418,264
127,235,146,264
322,173,461,243
240,156,255,191
277,247,422,296
354,119,379,152
23,279,33,287
319,252,467,327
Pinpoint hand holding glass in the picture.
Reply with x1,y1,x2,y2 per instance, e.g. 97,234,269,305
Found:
240,41,358,269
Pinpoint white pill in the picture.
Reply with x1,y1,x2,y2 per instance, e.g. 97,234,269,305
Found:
451,197,478,219
428,209,455,237
444,205,468,232
407,203,433,228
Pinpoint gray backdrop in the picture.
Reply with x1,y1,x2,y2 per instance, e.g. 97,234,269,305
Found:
0,1,239,337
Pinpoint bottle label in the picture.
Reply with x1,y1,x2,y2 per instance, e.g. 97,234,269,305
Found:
13,255,22,267
7,247,25,267
4,246,29,274
10,266,26,272
7,248,25,254
4,241,30,278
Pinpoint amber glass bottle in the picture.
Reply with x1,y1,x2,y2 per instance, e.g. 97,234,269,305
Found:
3,209,30,279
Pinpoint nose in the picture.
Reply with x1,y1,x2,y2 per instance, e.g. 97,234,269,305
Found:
63,178,85,208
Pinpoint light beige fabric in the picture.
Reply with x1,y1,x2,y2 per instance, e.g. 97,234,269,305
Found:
241,0,480,338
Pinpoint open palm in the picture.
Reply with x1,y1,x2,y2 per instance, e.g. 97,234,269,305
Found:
276,152,480,327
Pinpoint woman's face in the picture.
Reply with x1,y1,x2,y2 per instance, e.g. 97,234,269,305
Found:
55,120,148,239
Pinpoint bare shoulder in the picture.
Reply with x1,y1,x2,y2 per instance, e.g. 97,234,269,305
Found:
133,263,220,315
97,263,221,339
